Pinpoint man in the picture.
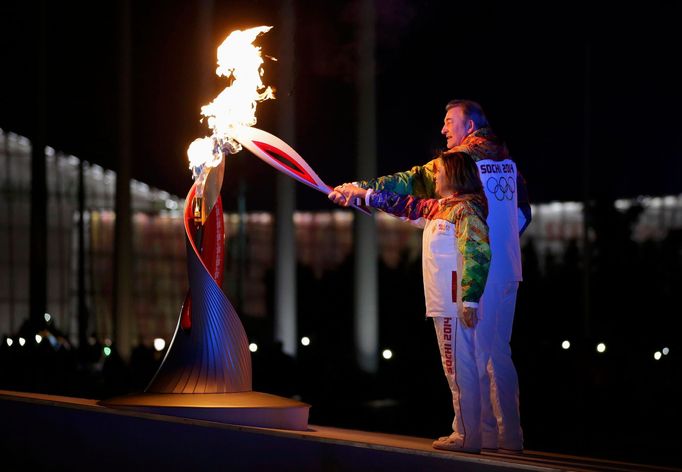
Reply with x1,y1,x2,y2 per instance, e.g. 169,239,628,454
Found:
333,100,530,453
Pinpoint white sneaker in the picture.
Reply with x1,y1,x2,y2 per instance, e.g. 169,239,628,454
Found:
432,435,480,454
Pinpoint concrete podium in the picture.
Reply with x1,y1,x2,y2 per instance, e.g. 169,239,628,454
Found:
1,390,672,472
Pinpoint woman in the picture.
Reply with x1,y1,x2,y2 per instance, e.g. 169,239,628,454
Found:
330,152,491,453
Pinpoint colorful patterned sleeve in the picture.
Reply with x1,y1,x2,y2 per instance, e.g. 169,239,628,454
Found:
357,159,438,199
455,207,491,303
368,191,440,221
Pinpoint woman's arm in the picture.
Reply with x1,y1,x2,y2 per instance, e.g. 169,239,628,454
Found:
331,184,440,221
455,207,491,306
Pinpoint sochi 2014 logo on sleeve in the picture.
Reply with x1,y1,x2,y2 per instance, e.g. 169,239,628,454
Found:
486,176,515,201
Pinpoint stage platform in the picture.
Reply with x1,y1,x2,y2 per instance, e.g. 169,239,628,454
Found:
0,390,676,471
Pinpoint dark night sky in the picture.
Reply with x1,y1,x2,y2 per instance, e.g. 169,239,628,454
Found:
2,1,681,211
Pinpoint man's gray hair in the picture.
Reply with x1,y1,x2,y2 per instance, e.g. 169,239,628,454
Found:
445,99,489,129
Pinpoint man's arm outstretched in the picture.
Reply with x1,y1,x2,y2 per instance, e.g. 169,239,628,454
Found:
355,159,439,199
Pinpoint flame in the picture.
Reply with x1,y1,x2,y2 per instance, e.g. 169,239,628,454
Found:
187,26,275,176
187,137,219,171
187,137,220,195
201,26,275,148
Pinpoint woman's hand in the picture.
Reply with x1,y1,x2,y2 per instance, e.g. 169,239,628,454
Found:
459,306,478,328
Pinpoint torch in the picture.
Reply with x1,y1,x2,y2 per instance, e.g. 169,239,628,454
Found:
231,126,371,215
157,23,371,388
101,26,311,431
145,26,279,391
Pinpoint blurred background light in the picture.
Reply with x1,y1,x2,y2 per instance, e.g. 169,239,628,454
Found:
153,338,166,351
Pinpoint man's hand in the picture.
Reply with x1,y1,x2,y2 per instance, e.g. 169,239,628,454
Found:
328,189,348,206
459,306,478,328
328,183,367,207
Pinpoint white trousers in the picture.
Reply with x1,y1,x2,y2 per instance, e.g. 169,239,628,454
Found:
433,316,481,450
475,281,523,450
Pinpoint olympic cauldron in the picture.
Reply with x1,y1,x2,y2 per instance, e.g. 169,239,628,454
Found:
100,154,309,430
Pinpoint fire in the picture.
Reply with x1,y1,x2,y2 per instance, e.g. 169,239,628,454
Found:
187,25,275,177
187,137,219,187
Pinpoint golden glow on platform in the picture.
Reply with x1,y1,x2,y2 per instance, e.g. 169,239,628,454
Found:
101,391,309,410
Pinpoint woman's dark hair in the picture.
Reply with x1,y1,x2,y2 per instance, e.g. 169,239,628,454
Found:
441,152,483,195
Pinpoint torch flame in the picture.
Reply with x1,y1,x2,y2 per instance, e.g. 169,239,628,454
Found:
201,26,275,150
187,137,220,173
187,26,275,177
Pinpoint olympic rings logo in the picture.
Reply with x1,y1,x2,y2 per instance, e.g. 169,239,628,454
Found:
486,176,515,201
